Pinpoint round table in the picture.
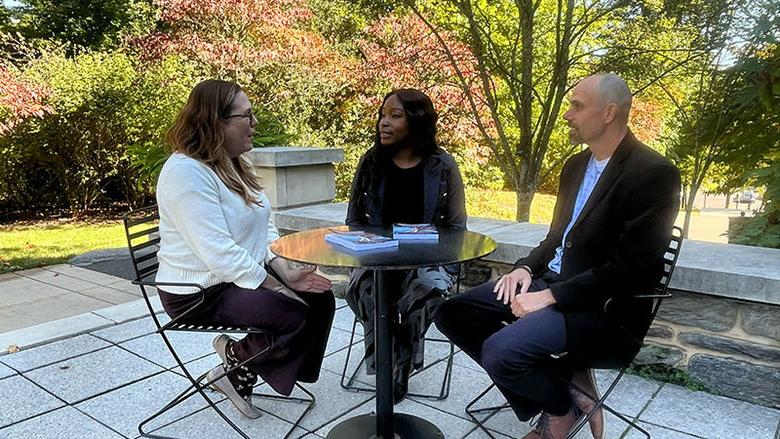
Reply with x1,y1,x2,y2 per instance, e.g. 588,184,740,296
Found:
270,226,496,439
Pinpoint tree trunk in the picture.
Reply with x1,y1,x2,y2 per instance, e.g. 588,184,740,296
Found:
725,193,731,209
682,183,700,239
515,190,534,222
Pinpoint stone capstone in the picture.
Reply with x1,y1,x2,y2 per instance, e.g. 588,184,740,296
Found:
632,343,684,366
657,292,737,332
688,354,780,408
462,262,492,287
331,280,348,299
742,305,780,341
678,332,780,362
319,265,350,277
68,248,134,280
645,325,674,339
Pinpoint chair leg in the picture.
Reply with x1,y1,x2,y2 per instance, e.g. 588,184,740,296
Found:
406,337,455,400
251,382,316,439
603,402,650,439
565,369,651,439
339,318,375,393
138,369,255,439
465,383,510,439
137,331,273,439
340,317,456,400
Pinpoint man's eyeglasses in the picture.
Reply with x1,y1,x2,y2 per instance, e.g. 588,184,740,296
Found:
225,110,256,122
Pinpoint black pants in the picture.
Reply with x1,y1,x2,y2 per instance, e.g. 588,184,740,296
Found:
159,283,335,396
435,279,573,421
345,266,454,381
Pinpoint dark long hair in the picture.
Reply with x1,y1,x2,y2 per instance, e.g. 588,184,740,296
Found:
373,88,439,158
360,89,440,192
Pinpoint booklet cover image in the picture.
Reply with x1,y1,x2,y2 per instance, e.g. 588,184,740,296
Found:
325,230,399,251
392,223,439,241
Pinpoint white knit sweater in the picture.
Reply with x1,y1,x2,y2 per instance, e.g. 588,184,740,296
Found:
155,153,278,294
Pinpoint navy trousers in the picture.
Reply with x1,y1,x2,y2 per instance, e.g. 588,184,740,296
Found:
435,278,573,421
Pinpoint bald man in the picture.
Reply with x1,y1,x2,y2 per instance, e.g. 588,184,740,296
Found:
436,73,680,439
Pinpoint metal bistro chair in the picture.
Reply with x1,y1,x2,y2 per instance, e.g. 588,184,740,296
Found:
124,205,315,439
340,265,465,400
466,226,684,439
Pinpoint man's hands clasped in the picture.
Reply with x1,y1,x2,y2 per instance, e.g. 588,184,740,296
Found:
494,267,556,318
494,266,533,305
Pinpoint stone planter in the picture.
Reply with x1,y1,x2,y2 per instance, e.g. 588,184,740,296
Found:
247,146,344,210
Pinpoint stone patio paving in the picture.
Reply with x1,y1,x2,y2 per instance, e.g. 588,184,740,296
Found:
1,265,779,438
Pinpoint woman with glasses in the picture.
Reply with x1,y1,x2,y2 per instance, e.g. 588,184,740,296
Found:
345,88,467,402
155,79,335,418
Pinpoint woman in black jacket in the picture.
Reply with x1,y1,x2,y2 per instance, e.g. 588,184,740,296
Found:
345,88,466,402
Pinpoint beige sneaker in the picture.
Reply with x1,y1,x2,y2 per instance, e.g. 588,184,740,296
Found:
206,366,262,419
212,334,236,368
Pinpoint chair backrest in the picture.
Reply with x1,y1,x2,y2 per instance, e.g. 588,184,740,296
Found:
657,226,684,293
123,205,161,283
645,225,684,319
583,226,685,368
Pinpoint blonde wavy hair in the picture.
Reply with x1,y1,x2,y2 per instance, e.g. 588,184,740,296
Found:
166,79,262,205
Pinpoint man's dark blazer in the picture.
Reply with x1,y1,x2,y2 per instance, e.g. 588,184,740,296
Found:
514,130,681,366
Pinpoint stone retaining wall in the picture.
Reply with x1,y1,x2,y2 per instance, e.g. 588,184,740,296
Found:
650,291,780,408
464,260,780,409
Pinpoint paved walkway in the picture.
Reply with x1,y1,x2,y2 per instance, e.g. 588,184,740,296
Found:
0,263,142,334
1,265,779,439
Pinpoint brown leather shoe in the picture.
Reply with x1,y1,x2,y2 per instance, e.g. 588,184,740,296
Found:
569,369,605,439
542,407,578,439
521,429,543,439
520,414,546,439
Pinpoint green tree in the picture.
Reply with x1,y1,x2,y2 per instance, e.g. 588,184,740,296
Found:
4,0,156,54
727,43,780,247
665,0,779,238
401,0,708,221
1,51,203,213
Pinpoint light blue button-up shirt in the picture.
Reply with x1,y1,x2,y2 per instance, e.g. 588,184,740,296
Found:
548,155,610,274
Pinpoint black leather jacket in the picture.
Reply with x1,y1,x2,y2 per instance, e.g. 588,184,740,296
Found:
346,148,467,229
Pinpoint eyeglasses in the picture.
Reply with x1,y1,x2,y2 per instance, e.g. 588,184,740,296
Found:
225,110,256,122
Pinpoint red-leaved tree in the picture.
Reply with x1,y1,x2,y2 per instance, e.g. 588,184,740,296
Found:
0,65,52,134
133,0,353,86
356,12,497,187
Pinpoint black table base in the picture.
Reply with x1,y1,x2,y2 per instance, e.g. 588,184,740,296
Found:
326,413,444,439
270,227,496,439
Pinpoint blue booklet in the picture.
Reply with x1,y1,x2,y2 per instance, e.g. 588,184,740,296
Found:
324,230,399,251
392,223,439,241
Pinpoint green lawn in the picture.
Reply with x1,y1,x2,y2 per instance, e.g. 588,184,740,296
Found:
467,189,557,224
0,190,556,274
0,220,126,273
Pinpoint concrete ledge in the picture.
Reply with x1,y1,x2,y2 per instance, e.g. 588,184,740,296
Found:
90,295,163,324
0,296,163,354
247,146,344,167
274,203,780,306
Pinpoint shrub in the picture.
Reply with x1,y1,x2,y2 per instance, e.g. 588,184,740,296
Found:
0,51,203,213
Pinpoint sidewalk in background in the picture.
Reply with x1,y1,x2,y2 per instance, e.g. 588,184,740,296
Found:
0,263,144,335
